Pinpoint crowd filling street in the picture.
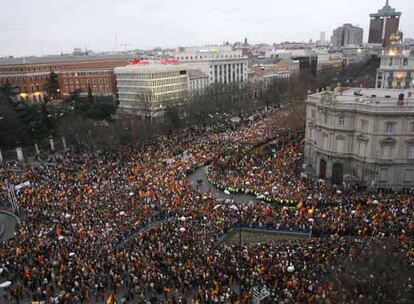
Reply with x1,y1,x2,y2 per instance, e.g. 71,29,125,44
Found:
0,108,413,304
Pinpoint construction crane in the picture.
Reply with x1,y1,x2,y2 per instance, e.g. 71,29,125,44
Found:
119,43,132,52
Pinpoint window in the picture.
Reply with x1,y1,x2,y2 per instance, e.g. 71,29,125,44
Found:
385,122,395,134
311,109,316,119
410,122,414,133
379,168,388,182
360,119,368,132
408,146,414,159
322,134,329,150
336,136,345,153
308,127,314,141
381,145,393,159
357,140,367,157
323,112,328,124
404,169,414,183
338,114,345,127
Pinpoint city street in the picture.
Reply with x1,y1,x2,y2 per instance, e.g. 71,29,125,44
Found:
0,212,17,242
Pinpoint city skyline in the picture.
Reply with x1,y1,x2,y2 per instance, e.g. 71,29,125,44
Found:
1,0,413,57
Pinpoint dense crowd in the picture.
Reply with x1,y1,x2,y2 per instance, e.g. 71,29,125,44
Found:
0,108,413,303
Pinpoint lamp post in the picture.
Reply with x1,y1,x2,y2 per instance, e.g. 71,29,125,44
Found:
0,281,12,302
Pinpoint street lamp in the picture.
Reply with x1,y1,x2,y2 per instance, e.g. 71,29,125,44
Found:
0,281,12,301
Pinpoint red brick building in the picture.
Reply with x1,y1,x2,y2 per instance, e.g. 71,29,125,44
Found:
0,55,133,102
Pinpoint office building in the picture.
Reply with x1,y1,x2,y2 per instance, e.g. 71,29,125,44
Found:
175,46,248,85
115,63,189,118
368,0,401,46
304,88,414,189
331,24,364,49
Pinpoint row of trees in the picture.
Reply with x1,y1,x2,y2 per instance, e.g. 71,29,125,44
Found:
0,58,380,151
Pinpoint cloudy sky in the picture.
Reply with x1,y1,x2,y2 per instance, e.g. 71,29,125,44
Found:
1,0,413,57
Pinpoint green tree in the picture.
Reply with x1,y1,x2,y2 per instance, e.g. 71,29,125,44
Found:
45,71,60,99
87,85,94,103
0,81,19,104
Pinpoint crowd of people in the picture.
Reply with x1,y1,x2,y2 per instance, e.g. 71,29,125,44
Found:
0,107,413,303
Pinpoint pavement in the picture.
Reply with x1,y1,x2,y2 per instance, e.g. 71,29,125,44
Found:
187,166,259,204
0,212,17,242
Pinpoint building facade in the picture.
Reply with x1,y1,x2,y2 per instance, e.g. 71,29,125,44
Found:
304,88,414,190
376,35,414,89
316,50,343,71
331,24,364,49
0,55,132,102
368,1,401,46
175,46,248,85
115,64,190,118
188,69,209,94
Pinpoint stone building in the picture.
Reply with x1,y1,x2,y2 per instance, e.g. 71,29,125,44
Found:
0,55,133,102
175,46,248,85
376,34,414,89
304,88,414,190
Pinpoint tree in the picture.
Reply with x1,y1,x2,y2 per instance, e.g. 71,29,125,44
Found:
87,85,94,103
324,239,413,303
69,89,82,102
0,81,19,103
165,106,181,129
45,71,60,99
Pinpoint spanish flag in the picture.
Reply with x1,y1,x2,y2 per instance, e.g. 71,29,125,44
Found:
106,294,113,304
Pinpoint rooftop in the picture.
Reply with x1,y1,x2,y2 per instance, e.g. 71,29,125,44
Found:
370,0,401,18
188,69,208,79
115,63,188,73
308,88,414,110
0,54,136,66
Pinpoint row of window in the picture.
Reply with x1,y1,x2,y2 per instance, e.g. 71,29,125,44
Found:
314,132,414,159
117,72,182,80
383,56,410,67
117,78,187,87
64,78,110,85
0,64,70,74
378,168,413,183
0,75,50,83
63,71,110,77
178,54,243,60
64,85,110,93
311,110,414,134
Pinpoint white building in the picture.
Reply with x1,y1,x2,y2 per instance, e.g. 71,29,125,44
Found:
115,64,189,118
188,69,209,94
304,88,414,189
376,37,414,89
315,50,343,71
175,46,248,85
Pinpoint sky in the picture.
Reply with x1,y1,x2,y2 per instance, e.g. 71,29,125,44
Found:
0,0,413,57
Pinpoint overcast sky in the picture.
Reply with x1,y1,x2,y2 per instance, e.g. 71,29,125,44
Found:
1,0,413,57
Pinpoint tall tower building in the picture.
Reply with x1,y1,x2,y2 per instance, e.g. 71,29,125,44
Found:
331,24,363,49
368,0,401,46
